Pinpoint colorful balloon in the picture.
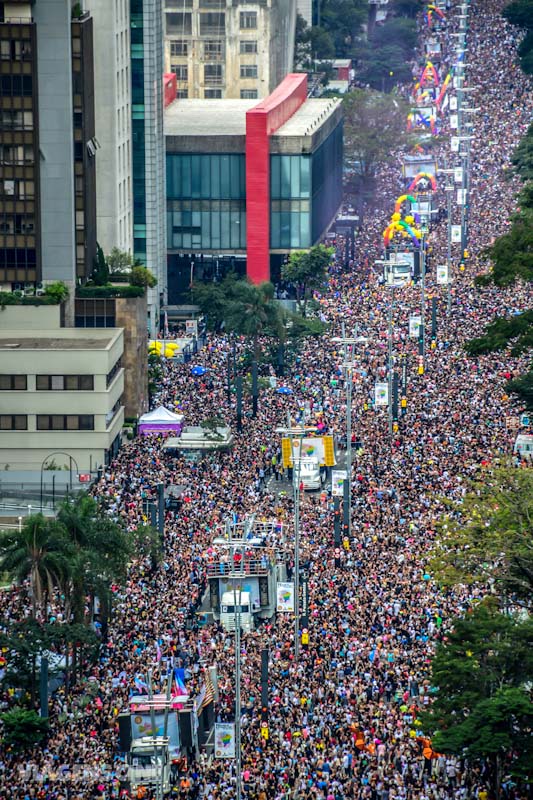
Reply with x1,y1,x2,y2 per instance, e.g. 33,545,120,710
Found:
394,194,417,213
408,172,437,192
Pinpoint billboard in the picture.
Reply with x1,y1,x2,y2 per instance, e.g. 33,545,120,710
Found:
374,383,389,407
214,723,236,759
276,581,295,612
331,469,348,496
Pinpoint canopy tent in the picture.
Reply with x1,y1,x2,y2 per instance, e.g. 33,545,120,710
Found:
138,406,184,435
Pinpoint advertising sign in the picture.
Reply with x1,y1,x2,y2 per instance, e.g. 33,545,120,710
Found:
374,383,389,407
436,264,449,285
185,319,198,337
214,723,236,759
451,225,462,243
276,581,295,613
331,469,348,497
409,315,422,339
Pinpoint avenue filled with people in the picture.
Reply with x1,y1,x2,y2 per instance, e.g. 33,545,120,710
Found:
0,0,532,799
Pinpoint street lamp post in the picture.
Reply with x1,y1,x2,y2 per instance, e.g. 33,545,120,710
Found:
331,327,368,535
231,543,243,800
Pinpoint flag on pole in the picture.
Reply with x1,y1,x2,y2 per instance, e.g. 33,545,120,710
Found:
173,668,187,697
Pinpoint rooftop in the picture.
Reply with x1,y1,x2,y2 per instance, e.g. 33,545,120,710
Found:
0,330,119,350
165,99,256,137
273,99,342,138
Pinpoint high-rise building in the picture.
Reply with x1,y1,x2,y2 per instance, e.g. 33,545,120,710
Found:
91,0,133,256
130,0,167,335
0,0,97,295
163,0,296,101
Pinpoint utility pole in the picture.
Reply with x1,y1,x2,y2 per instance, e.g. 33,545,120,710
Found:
330,326,368,537
388,290,394,436
232,542,243,800
419,236,426,363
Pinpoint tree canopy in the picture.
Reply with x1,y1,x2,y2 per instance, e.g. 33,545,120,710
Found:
432,466,533,608
503,0,533,75
343,89,410,179
281,245,333,316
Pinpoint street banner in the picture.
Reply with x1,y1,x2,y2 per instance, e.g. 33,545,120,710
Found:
185,319,198,337
214,723,236,759
374,383,388,407
409,315,422,339
450,114,458,129
276,582,295,613
457,189,467,205
436,264,449,285
451,225,462,243
454,167,463,183
331,469,347,496
450,96,458,110
451,137,459,152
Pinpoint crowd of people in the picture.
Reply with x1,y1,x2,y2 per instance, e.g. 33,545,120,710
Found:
1,1,532,798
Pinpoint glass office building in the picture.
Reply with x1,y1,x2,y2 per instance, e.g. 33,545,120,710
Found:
164,92,342,300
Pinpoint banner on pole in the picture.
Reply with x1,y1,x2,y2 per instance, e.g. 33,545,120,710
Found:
374,383,389,407
454,167,463,183
331,469,348,496
436,264,449,285
214,723,236,758
450,114,458,129
276,581,295,612
451,136,459,152
409,315,422,339
450,96,458,111
457,189,467,206
451,225,462,243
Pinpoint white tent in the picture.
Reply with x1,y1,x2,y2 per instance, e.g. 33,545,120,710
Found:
138,406,184,434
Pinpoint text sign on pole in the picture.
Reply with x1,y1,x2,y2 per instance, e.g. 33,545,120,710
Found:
451,225,462,243
457,188,467,205
276,582,295,612
374,383,389,407
331,469,348,496
437,264,449,285
214,723,236,758
409,315,422,339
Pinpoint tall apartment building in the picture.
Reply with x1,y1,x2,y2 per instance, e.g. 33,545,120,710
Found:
0,0,97,293
163,0,296,100
131,0,167,335
91,0,133,256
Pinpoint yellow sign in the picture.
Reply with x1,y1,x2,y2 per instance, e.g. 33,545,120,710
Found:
261,722,269,740
281,436,336,469
301,631,309,646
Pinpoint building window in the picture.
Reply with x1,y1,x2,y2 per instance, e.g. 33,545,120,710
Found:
170,40,188,57
0,375,27,391
204,40,223,59
204,89,222,99
240,65,257,79
37,415,95,431
172,64,188,81
177,89,189,99
199,12,225,35
106,358,123,388
0,75,33,97
240,40,257,54
0,415,27,430
240,89,258,99
204,64,222,85
36,375,95,391
240,11,257,29
166,12,192,35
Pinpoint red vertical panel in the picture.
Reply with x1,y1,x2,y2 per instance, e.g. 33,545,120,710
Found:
245,74,308,284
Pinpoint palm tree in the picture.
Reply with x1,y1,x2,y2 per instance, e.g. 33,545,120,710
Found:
225,281,286,360
0,515,71,618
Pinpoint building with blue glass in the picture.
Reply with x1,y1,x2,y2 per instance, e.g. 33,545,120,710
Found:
130,0,167,334
165,75,342,302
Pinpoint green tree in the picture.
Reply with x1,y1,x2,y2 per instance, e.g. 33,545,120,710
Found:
0,516,70,618
319,0,368,56
130,264,158,288
282,245,333,316
307,27,335,61
343,89,410,181
91,242,110,286
57,494,130,626
1,708,48,749
372,17,417,55
390,0,423,17
43,282,69,303
432,466,533,608
511,121,533,182
422,603,533,797
359,44,413,90
503,1,533,75
106,247,134,274
224,280,285,360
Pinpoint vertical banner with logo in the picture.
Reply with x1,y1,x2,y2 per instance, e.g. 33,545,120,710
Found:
450,114,458,129
457,189,467,206
374,383,389,407
450,96,458,111
451,225,462,243
409,315,422,339
454,167,463,183
436,264,449,285
276,582,295,612
331,469,348,497
214,723,236,758
451,136,459,152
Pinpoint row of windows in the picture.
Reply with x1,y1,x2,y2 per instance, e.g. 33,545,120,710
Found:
167,154,245,201
0,248,37,269
0,216,35,235
0,375,26,391
166,11,257,34
0,144,34,165
271,155,311,200
0,110,33,130
0,415,27,430
37,415,95,431
0,75,33,97
0,179,35,200
167,202,246,251
169,39,257,56
0,39,32,61
107,358,123,388
35,375,94,391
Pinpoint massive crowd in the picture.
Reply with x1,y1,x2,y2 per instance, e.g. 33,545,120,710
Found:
1,1,532,799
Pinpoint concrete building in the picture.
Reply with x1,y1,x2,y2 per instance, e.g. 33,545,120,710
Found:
163,0,296,100
164,73,343,299
0,0,97,295
130,0,167,335
0,322,124,472
91,0,134,255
